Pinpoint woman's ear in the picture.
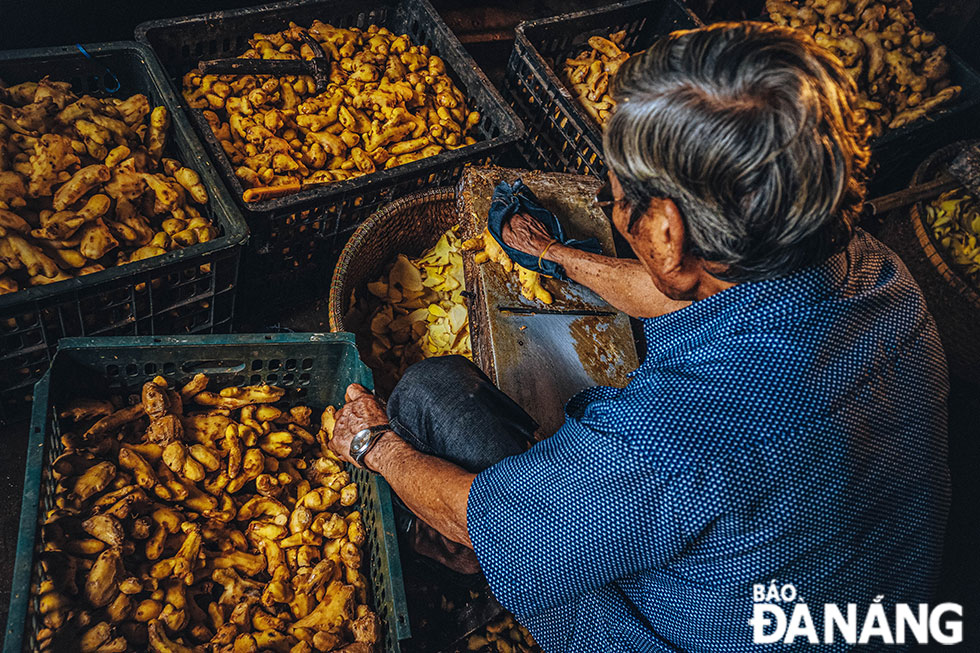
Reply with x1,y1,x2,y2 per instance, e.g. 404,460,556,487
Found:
659,198,687,273
624,195,736,301
633,197,686,275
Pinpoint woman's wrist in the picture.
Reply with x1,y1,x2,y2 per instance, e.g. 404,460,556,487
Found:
542,242,571,264
362,430,408,474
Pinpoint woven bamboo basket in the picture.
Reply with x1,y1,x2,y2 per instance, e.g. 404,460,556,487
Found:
905,140,980,382
328,187,466,331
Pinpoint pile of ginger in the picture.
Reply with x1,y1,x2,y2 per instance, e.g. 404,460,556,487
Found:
182,20,480,192
766,0,962,137
562,31,631,126
0,78,217,296
37,375,379,653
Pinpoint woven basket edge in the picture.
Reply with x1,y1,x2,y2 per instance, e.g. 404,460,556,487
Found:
327,187,458,332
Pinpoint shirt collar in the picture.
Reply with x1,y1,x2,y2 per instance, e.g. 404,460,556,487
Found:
639,231,859,367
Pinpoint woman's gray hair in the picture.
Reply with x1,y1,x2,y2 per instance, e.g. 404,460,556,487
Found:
603,21,871,282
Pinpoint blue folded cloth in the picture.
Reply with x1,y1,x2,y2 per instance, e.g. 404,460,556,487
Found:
486,179,602,280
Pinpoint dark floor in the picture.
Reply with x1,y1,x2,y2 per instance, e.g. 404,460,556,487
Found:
0,431,28,630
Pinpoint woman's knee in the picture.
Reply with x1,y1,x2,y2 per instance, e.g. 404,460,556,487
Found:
391,355,478,404
387,355,470,423
387,355,533,468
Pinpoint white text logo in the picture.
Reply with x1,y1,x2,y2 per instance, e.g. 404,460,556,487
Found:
749,582,963,645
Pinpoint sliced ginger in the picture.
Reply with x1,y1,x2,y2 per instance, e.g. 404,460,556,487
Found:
462,227,553,305
354,225,473,394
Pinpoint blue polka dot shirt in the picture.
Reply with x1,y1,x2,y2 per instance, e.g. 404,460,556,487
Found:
467,230,950,652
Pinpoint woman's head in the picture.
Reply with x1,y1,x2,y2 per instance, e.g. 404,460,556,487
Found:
603,21,871,284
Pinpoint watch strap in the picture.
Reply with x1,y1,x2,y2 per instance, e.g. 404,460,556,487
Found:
351,424,393,465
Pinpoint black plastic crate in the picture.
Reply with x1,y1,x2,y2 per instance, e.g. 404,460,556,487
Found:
504,0,701,178
136,0,524,308
505,1,980,187
865,49,980,195
0,43,248,425
3,333,409,653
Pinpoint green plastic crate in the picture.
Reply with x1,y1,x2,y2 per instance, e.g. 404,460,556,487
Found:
3,333,409,652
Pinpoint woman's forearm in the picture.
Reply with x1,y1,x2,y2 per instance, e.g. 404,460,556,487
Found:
364,433,475,548
548,244,690,317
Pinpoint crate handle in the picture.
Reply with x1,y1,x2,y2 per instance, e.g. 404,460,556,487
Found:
75,44,121,93
181,360,247,375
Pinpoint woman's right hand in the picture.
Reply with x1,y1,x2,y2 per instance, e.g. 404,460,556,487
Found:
501,213,558,260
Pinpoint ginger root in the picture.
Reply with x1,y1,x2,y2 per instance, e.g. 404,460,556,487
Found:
464,227,553,305
562,30,629,126
40,376,378,652
766,0,962,137
182,20,479,192
0,77,218,295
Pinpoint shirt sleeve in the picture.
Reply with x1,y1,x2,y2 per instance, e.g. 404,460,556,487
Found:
466,411,687,620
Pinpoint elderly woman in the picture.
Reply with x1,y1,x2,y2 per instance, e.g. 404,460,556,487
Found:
328,22,950,652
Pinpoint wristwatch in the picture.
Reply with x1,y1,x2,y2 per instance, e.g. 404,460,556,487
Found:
349,424,393,466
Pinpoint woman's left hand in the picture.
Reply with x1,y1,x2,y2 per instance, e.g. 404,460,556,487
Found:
329,383,390,467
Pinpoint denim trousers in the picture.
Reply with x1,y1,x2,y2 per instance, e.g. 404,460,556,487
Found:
385,355,538,475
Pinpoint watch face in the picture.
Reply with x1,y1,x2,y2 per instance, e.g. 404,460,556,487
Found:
351,428,372,455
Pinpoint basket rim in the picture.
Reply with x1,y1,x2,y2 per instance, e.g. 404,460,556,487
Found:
909,139,980,311
328,186,458,332
135,0,525,215
0,41,249,310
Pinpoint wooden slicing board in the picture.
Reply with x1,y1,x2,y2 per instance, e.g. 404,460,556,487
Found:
458,166,639,437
